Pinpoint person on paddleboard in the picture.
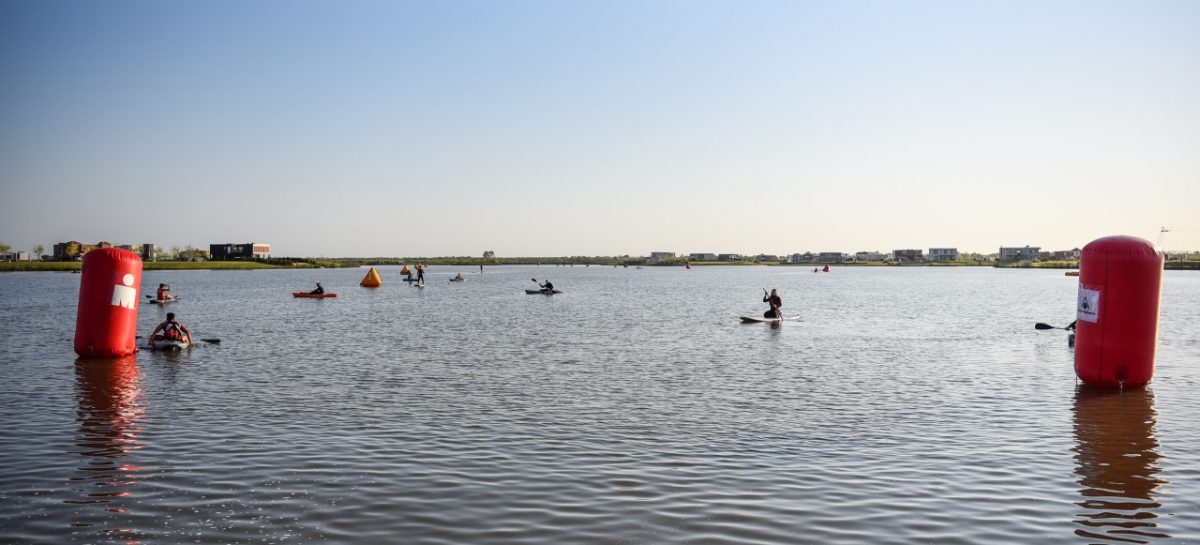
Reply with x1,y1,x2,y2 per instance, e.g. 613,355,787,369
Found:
310,282,324,295
156,283,172,301
149,312,192,345
763,288,782,319
416,263,425,285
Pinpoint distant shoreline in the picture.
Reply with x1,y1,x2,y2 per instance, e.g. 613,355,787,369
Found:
3,258,1198,272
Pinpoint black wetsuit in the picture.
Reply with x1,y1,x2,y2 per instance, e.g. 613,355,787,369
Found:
417,268,425,284
311,285,324,294
541,282,554,292
763,293,782,318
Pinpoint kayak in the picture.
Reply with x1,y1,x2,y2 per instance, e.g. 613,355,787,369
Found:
149,297,177,305
525,289,562,295
149,338,190,350
740,315,799,323
449,277,465,282
293,292,337,298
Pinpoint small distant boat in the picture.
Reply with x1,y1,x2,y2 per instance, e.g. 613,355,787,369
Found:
1065,271,1080,277
449,275,465,282
526,289,562,295
293,292,337,298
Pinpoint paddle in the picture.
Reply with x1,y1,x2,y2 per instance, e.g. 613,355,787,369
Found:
1035,322,1068,330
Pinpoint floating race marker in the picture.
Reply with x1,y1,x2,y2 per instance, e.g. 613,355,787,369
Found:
74,248,143,357
360,267,382,287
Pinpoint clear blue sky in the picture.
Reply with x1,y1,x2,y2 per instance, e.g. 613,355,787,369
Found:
2,0,1197,257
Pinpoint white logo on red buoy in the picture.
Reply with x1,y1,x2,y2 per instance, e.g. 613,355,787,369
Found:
1077,286,1100,323
111,273,137,309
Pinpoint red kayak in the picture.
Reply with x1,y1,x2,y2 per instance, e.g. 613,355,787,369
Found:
293,292,337,298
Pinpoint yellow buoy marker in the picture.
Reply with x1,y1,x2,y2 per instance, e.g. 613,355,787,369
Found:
360,267,382,287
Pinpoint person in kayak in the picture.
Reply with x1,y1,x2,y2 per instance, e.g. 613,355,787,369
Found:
539,279,554,292
763,288,782,318
310,282,324,295
149,312,192,345
156,283,172,301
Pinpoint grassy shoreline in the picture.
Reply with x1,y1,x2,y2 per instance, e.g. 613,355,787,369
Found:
4,258,1197,272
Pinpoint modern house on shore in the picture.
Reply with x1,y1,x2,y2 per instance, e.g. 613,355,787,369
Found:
818,252,846,263
689,253,717,262
928,248,958,262
998,246,1040,262
53,241,155,261
210,243,271,260
647,251,676,264
717,253,742,262
855,251,886,261
892,249,923,262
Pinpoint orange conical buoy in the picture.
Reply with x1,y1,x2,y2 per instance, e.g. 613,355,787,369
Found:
360,267,382,287
400,264,410,275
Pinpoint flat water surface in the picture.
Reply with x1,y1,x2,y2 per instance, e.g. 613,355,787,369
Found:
1,266,1198,544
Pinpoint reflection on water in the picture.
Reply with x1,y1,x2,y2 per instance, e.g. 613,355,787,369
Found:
1072,386,1167,544
70,357,145,540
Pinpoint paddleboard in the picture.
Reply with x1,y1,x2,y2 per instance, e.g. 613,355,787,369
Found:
149,339,190,350
740,315,799,323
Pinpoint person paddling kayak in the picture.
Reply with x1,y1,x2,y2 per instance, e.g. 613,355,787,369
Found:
310,282,325,295
763,288,782,319
156,283,173,301
149,312,192,345
539,279,554,293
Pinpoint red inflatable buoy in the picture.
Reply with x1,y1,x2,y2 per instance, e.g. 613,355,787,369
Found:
74,248,144,358
1074,236,1164,388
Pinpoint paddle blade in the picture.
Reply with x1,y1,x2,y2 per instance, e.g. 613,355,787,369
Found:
1034,323,1056,330
200,338,221,344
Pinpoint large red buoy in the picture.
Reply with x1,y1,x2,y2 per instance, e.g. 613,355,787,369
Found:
1074,236,1164,388
74,248,143,358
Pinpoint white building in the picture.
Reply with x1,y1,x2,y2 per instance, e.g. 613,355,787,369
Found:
855,251,886,261
688,253,717,262
647,251,675,264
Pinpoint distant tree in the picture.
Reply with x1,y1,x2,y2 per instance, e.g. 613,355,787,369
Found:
0,243,10,254
170,246,181,260
34,244,44,260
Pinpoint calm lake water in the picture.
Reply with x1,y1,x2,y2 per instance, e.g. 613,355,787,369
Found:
1,265,1198,544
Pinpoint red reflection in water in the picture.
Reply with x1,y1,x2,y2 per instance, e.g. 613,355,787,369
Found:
71,356,146,538
1072,386,1168,544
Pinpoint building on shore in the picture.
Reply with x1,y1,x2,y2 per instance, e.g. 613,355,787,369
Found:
647,251,676,264
717,253,742,262
1049,248,1081,260
755,254,780,263
689,253,717,262
892,249,924,262
818,252,846,263
998,246,1040,262
928,248,959,262
210,243,271,260
855,251,886,262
